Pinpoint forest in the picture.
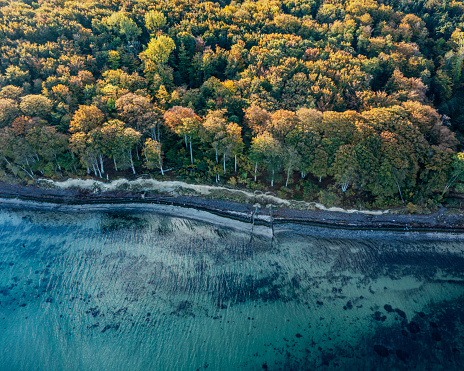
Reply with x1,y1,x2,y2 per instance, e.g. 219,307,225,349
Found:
2,0,464,209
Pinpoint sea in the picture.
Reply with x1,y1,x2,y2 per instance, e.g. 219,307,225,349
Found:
0,205,463,370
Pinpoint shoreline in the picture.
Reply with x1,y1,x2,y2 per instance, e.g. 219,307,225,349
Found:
0,179,463,236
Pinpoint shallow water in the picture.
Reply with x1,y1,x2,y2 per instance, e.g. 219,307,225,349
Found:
0,207,463,370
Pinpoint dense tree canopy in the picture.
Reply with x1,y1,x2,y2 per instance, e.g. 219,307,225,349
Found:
2,0,464,208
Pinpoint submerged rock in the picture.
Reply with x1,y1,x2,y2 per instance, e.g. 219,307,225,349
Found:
432,332,441,341
374,345,389,357
373,311,386,322
85,307,100,318
406,321,420,334
101,323,120,333
384,304,394,313
396,349,409,362
395,308,406,319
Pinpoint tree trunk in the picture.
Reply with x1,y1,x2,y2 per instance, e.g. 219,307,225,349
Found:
1,155,12,169
99,155,104,174
286,167,291,187
234,155,237,172
129,150,136,175
319,176,322,182
4,162,19,178
18,165,34,179
92,162,98,177
113,157,118,171
215,148,218,164
184,134,188,148
189,139,193,165
271,169,274,187
254,162,257,182
54,153,61,171
443,175,458,195
223,153,226,174
96,160,102,178
159,154,164,176
341,180,349,192
395,179,405,204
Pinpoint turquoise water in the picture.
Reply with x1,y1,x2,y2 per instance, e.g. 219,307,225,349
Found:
0,207,463,370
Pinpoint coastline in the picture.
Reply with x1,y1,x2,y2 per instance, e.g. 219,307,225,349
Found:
0,178,463,236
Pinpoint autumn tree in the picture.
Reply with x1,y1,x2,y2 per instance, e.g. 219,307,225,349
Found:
250,132,283,187
19,95,53,118
144,10,166,35
69,105,105,133
115,93,160,139
222,122,244,173
443,152,464,195
164,106,201,165
140,35,176,67
202,109,228,165
330,144,359,192
105,12,142,42
143,138,164,175
0,99,19,127
243,104,271,134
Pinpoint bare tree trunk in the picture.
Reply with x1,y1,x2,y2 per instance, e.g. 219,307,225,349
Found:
189,139,193,165
254,162,257,182
395,179,404,204
129,150,136,175
215,148,218,164
54,153,61,171
159,153,164,176
341,180,349,192
234,155,237,172
1,155,13,169
96,160,102,178
286,167,291,187
99,155,104,174
113,157,118,171
92,162,98,177
443,175,458,195
18,165,34,179
271,169,274,187
223,154,226,174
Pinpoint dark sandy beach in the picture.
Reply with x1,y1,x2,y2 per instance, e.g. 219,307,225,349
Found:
0,180,463,233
